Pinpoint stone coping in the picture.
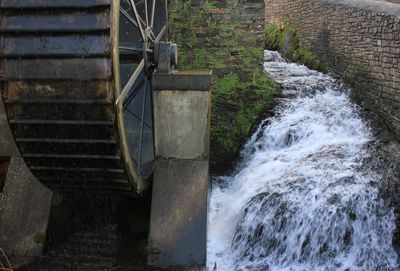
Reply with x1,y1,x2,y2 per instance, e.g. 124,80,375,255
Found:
321,0,400,17
152,70,212,91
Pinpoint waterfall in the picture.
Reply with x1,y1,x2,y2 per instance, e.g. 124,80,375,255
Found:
207,51,399,271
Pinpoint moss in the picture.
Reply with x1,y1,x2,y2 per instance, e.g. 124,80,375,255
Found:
146,241,161,256
213,73,240,96
175,70,210,75
170,1,281,172
265,23,328,73
211,72,280,170
202,1,217,11
33,232,45,244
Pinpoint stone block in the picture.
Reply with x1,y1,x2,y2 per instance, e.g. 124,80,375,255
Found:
0,91,53,261
153,88,211,160
0,97,19,156
0,157,52,257
148,159,208,267
265,0,400,141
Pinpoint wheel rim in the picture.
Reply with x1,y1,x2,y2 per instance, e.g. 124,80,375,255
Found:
116,0,167,183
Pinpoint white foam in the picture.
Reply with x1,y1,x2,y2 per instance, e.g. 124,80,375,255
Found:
207,50,398,271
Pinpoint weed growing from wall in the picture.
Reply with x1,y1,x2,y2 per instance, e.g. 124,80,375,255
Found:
265,23,328,72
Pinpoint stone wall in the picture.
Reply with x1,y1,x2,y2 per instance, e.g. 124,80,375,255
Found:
266,0,400,138
169,0,281,172
0,94,52,263
169,0,265,77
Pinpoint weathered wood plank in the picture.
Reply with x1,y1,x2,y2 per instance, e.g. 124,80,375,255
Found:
6,81,112,100
31,166,126,179
4,58,112,80
1,0,111,8
11,123,115,139
18,141,119,155
2,35,110,57
41,180,132,193
39,177,129,185
25,156,123,169
9,119,114,125
16,138,117,144
9,103,114,121
1,11,110,32
5,99,112,105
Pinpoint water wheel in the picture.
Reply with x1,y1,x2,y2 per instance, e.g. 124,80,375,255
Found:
0,0,175,195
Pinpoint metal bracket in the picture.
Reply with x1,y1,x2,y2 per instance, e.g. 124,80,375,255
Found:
154,42,178,73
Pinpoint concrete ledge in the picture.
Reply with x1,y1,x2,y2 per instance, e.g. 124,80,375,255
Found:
153,70,212,91
322,0,400,17
148,159,208,268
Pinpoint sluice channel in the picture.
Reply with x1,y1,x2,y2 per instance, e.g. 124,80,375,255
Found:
208,50,399,271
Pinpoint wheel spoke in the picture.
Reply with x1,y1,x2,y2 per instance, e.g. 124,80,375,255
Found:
119,46,142,53
123,76,144,108
137,79,148,172
145,0,149,27
124,0,145,10
150,30,156,41
119,46,152,54
124,107,152,130
137,13,147,29
116,59,145,105
150,0,156,28
129,0,145,39
147,31,155,42
120,7,138,27
155,25,166,43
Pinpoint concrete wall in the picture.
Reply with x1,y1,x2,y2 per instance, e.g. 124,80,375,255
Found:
169,0,281,172
148,71,211,269
0,91,52,262
266,0,400,138
0,157,52,258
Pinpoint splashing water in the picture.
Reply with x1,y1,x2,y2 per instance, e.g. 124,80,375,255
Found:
207,51,399,271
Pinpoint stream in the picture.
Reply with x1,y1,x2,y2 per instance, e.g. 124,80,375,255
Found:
207,50,399,271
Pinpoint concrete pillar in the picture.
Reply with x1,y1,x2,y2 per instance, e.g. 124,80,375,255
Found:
0,91,53,265
148,70,211,269
0,158,52,257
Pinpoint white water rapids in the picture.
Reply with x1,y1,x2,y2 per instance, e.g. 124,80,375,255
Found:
207,50,399,271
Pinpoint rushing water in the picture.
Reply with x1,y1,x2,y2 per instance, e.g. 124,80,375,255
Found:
207,51,399,271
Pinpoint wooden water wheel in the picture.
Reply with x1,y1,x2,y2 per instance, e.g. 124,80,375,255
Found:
0,0,176,195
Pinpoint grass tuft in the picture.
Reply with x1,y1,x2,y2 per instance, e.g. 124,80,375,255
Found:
265,23,328,73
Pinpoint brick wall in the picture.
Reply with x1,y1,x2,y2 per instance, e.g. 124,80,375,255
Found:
266,0,400,138
169,0,265,77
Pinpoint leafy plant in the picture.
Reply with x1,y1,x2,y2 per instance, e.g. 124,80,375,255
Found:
265,23,328,73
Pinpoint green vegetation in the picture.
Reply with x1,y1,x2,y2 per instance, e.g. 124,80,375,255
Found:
265,23,281,50
33,232,46,244
212,73,279,168
169,1,281,171
265,23,328,72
